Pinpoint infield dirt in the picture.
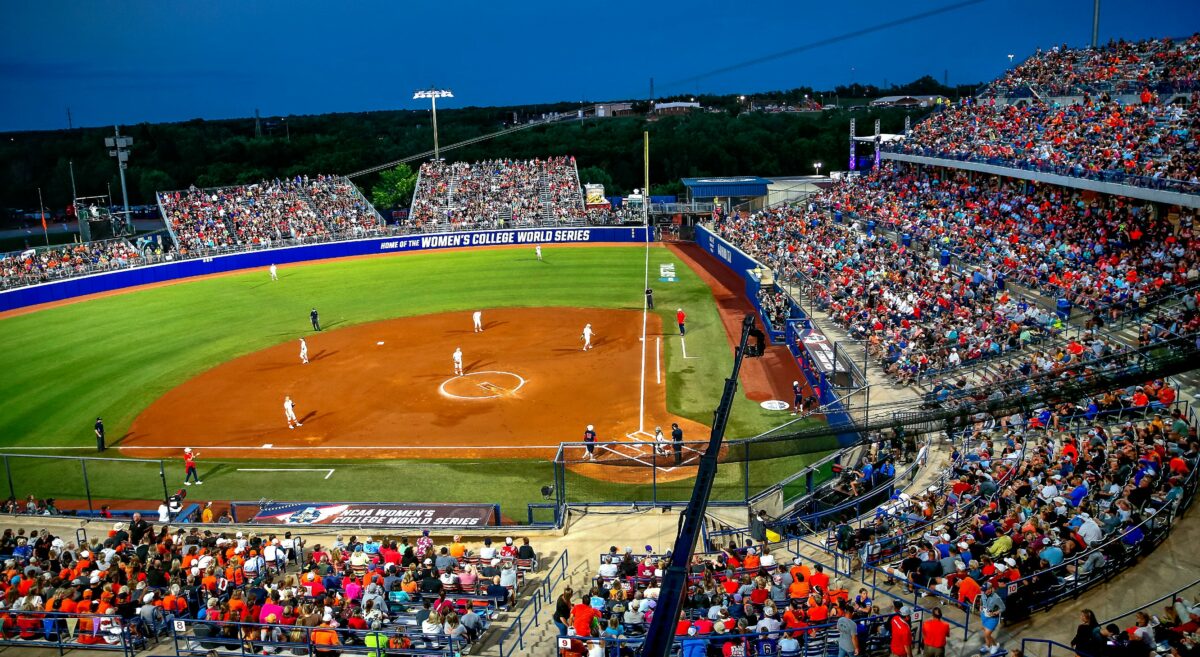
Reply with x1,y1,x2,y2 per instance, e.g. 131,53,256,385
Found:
124,307,710,467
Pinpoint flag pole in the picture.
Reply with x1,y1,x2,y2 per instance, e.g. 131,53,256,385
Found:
38,187,48,246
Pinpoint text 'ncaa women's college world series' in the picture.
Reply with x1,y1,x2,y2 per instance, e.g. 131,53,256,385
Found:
381,228,608,251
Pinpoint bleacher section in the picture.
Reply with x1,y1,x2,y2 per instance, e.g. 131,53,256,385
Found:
0,238,149,290
408,157,587,231
0,530,542,656
158,175,384,255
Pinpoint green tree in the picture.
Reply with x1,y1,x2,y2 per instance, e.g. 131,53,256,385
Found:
576,165,614,190
137,168,177,200
371,163,418,209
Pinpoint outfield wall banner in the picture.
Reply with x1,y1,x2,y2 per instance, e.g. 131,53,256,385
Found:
0,226,650,312
249,502,500,527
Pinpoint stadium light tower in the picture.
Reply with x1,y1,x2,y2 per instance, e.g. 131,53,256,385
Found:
413,88,454,160
813,161,823,176
104,126,133,232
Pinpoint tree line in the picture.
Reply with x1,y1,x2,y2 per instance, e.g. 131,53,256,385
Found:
0,76,969,218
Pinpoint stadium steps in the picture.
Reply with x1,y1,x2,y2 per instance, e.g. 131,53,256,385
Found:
537,176,554,225
474,552,593,656
293,184,336,235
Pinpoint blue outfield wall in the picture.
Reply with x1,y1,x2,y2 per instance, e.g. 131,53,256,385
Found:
0,226,651,313
694,224,858,445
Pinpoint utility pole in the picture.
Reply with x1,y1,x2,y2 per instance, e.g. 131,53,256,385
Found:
104,126,133,234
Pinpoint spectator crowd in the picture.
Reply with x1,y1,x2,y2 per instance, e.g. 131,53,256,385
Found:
984,35,1200,98
408,157,588,230
158,175,382,255
0,525,540,653
0,239,146,290
714,161,1199,383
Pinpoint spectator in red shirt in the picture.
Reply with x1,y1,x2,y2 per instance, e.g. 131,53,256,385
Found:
921,607,951,657
569,591,600,638
890,602,914,657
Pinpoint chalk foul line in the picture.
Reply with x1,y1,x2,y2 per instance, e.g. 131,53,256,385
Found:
237,467,335,479
681,336,700,359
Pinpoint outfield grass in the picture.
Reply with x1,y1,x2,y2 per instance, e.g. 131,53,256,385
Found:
0,245,825,515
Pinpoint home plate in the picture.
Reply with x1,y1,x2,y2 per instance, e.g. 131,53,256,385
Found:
376,341,385,345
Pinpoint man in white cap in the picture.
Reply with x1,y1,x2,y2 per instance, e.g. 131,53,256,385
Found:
138,590,168,637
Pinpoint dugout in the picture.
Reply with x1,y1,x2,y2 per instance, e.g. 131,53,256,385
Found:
681,176,771,213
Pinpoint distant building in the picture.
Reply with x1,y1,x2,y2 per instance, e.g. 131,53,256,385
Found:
653,101,701,115
869,95,948,108
595,102,635,117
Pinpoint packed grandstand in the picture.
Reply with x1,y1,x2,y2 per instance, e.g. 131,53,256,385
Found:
0,33,1197,657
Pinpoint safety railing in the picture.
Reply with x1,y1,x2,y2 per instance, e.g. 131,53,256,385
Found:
552,612,937,657
171,617,466,656
1021,638,1101,657
1098,577,1200,627
497,548,570,657
0,207,629,292
882,146,1200,195
0,610,139,656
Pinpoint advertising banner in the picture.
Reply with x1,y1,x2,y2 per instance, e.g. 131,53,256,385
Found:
0,226,650,313
249,502,499,527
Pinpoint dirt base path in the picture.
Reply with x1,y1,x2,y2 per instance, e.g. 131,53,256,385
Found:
668,242,813,406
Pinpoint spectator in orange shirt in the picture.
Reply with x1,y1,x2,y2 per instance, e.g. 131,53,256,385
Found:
310,622,341,656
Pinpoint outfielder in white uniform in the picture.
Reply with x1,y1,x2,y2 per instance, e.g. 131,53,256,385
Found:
299,338,308,364
535,244,542,261
581,323,594,351
472,311,483,333
269,264,278,281
284,395,301,429
453,347,464,376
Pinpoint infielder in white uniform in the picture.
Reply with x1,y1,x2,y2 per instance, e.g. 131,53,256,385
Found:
472,310,483,332
284,395,301,429
581,323,594,351
269,264,278,281
453,347,464,376
299,338,308,364
535,244,542,261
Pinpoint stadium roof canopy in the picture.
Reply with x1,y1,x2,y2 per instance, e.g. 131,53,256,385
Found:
681,176,772,199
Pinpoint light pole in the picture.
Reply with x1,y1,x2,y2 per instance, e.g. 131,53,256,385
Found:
104,126,133,233
813,161,823,176
413,88,454,160
1007,53,1015,67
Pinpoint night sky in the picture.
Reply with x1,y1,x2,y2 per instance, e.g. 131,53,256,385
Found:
2,0,1197,131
